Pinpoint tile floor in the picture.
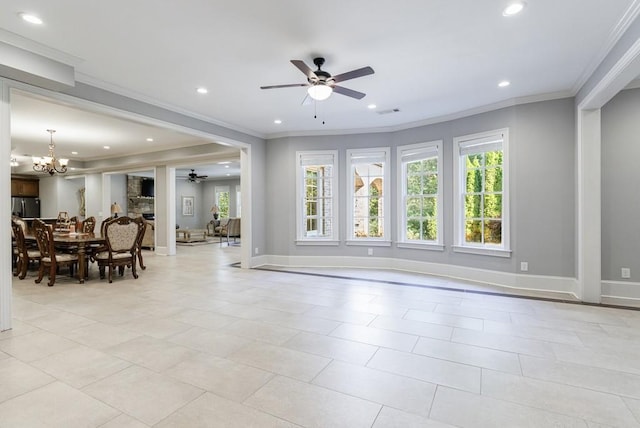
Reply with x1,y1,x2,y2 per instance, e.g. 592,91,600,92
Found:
2,245,640,427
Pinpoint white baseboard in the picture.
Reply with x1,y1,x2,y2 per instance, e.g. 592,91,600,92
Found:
601,280,640,307
258,255,579,300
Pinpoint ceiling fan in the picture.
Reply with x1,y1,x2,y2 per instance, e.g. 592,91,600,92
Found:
260,57,374,101
186,169,207,183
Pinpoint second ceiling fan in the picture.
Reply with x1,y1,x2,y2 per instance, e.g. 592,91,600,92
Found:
260,57,374,101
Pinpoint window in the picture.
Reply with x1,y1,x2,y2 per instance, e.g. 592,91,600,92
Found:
347,148,390,244
215,186,230,218
296,151,338,243
235,185,241,218
453,129,510,256
397,141,443,249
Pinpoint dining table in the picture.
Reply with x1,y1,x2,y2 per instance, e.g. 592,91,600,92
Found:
26,232,106,284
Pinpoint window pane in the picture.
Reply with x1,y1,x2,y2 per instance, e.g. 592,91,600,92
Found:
407,161,421,174
484,220,502,244
407,219,421,240
306,201,317,215
407,175,421,195
368,218,382,237
485,166,503,192
423,219,437,241
483,194,502,218
423,158,437,172
466,169,482,193
486,151,502,166
466,153,483,168
424,197,436,217
406,198,421,217
354,217,367,237
464,195,481,218
465,220,482,243
423,174,438,194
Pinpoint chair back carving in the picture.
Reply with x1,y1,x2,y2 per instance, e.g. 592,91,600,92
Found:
104,216,143,254
82,216,96,233
33,219,55,260
11,220,28,258
55,211,70,231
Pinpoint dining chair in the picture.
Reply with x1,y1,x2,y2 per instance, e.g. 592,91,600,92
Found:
33,219,78,287
135,217,148,270
55,211,70,231
82,216,96,233
219,217,241,246
11,220,41,279
95,216,144,283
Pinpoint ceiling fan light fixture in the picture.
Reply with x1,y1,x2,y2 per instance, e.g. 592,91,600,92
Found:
307,84,333,101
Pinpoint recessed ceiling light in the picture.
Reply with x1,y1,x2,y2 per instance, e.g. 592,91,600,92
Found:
103,146,110,150
146,137,154,142
274,119,282,124
226,173,231,176
196,87,208,94
18,12,43,25
503,1,525,16
498,80,511,88
367,104,377,109
71,151,78,155
217,161,231,165
224,165,229,168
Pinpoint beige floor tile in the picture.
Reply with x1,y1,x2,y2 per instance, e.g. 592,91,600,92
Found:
170,308,238,330
32,346,131,388
314,360,436,416
105,335,200,372
83,365,204,426
413,336,522,374
372,406,457,428
551,342,640,375
168,326,253,357
165,353,273,401
119,316,193,339
452,327,556,358
0,381,120,427
304,306,377,325
0,330,79,362
330,323,418,351
284,331,378,365
25,310,96,334
430,386,588,427
435,303,512,322
405,309,484,330
228,341,330,381
99,413,150,428
624,397,640,424
521,354,640,399
62,321,144,349
259,311,342,334
367,348,481,393
245,375,381,428
219,319,300,345
0,357,55,403
0,318,39,339
155,392,296,427
510,312,606,334
370,315,453,340
483,319,583,345
482,369,639,427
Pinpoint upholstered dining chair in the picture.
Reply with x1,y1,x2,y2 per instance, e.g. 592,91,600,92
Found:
219,217,241,246
33,218,78,287
12,220,41,279
95,216,144,283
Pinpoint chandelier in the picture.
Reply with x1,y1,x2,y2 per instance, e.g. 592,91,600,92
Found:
32,129,68,175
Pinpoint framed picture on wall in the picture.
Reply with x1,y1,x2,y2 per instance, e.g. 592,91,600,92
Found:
182,196,194,216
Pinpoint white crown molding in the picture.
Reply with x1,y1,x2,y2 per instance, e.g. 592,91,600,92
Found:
264,91,573,140
0,28,83,67
259,255,579,299
75,72,265,140
572,0,640,95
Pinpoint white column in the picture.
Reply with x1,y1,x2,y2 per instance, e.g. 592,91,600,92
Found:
155,166,176,256
241,147,251,268
1,80,13,331
577,108,602,303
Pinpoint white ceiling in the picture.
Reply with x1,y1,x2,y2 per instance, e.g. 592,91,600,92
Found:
1,1,637,155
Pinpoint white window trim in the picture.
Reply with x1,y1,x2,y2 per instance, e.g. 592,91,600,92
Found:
396,140,443,248
295,150,339,243
453,128,511,257
346,147,391,244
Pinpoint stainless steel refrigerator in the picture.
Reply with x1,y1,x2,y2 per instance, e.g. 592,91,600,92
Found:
11,197,40,218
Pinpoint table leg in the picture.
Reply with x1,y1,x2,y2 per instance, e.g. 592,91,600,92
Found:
77,246,86,284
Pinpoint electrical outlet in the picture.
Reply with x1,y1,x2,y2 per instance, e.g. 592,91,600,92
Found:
520,262,528,272
254,247,259,255
621,267,631,279
367,248,373,256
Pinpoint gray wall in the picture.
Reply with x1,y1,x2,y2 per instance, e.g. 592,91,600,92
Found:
601,87,640,282
175,178,205,229
265,97,576,277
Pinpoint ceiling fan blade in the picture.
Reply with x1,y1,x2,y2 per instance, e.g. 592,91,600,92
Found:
333,85,366,100
332,66,374,83
261,83,308,90
291,60,317,80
